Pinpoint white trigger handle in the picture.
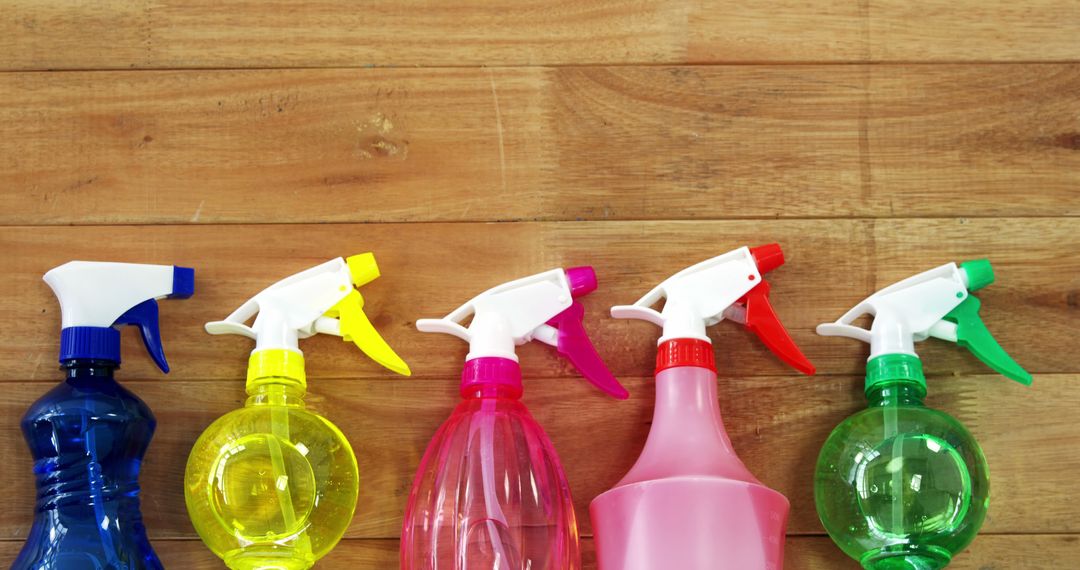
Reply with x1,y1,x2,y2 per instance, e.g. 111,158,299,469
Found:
816,300,875,343
611,305,664,327
206,297,260,339
417,318,471,343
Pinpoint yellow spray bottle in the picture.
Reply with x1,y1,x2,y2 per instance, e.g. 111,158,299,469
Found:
185,254,410,570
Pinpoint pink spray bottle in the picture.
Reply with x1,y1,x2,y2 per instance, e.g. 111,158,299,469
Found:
590,245,816,570
402,267,628,570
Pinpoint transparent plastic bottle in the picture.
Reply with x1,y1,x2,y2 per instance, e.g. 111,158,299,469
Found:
185,255,410,569
590,244,815,570
401,381,579,570
404,266,624,570
185,374,358,570
16,260,194,569
14,361,162,570
815,378,989,570
815,259,1031,569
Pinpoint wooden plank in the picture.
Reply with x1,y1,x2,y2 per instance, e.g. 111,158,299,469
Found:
867,65,1080,214
2,65,1078,224
1,373,1075,540
865,1,1080,63
4,2,1080,70
1,219,1075,383
1,534,1079,568
0,1,698,70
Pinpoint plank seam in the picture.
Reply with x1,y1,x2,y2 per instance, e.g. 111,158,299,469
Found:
5,60,1080,74
2,215,1079,229
1,372,1073,384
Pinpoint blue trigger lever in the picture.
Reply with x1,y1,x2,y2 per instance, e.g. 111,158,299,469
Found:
114,299,169,372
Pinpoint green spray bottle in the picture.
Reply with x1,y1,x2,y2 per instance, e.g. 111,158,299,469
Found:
814,260,1031,569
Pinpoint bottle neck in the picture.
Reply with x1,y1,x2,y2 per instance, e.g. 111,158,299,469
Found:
62,358,118,380
614,363,761,485
246,377,306,407
867,380,926,407
865,353,928,406
245,349,307,406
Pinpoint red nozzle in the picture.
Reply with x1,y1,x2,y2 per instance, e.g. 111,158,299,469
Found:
750,244,785,275
565,266,598,297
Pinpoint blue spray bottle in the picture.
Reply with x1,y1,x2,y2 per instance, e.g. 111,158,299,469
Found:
13,261,194,570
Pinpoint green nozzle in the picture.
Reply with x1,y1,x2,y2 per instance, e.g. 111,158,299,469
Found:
960,259,994,291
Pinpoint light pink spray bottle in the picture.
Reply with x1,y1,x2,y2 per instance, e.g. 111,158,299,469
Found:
590,245,816,570
402,267,628,570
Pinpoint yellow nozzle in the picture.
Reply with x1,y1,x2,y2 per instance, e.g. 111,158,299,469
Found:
325,291,411,376
346,253,381,288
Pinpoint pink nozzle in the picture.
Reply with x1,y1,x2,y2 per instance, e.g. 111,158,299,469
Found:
565,266,597,297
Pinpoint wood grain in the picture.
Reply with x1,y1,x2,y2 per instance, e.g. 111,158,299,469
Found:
2,65,1078,225
1,219,1076,384
4,2,1079,567
1,374,1075,541
4,1,1080,70
2,534,1077,569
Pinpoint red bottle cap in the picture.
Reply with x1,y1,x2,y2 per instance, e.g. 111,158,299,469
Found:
656,338,716,374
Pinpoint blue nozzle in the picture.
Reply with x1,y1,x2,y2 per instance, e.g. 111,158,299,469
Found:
171,266,195,299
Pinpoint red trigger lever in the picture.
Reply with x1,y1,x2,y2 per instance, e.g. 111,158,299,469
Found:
739,245,816,375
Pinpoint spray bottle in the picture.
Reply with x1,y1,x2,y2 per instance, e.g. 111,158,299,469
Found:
815,260,1031,569
14,261,194,569
590,244,815,570
401,266,626,570
184,254,410,570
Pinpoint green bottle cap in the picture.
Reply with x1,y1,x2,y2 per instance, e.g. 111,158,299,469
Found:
865,353,926,395
961,259,994,291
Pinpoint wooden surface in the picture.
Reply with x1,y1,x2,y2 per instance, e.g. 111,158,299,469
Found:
2,1,1079,568
5,1,1080,69
4,65,1080,224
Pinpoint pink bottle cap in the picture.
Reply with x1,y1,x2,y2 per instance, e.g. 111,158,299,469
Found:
460,357,523,398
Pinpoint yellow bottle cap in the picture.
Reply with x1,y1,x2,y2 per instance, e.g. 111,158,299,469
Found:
247,349,306,389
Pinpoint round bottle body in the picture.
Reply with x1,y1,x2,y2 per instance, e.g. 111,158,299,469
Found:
401,391,580,570
185,387,358,570
14,363,162,570
815,386,989,570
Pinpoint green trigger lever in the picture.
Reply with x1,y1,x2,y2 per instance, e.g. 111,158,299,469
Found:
943,293,1033,385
